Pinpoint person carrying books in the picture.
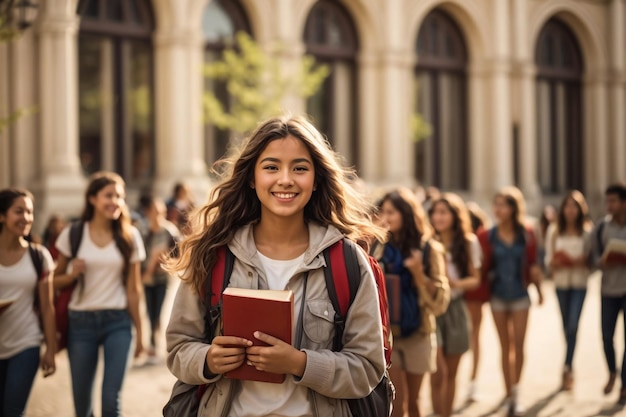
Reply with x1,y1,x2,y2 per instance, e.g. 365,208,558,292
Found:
544,190,593,392
376,188,449,417
428,193,481,417
0,188,56,417
164,116,387,417
591,183,626,404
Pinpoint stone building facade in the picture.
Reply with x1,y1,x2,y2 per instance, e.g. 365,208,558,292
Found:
0,0,624,227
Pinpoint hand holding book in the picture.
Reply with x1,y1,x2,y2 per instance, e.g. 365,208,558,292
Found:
245,331,307,378
205,336,252,376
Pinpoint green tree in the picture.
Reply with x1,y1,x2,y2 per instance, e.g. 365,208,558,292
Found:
203,32,329,136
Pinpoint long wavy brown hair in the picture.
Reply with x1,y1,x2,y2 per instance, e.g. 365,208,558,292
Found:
167,115,386,294
429,193,473,278
495,186,527,237
378,187,432,258
556,190,590,235
81,171,133,281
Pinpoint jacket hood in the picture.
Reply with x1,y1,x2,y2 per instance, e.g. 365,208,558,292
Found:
227,222,345,267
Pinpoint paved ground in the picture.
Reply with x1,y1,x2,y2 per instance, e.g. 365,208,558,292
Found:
26,272,626,417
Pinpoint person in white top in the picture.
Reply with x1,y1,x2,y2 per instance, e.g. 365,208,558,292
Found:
54,172,146,417
545,190,592,392
429,193,481,417
164,116,387,417
0,188,56,417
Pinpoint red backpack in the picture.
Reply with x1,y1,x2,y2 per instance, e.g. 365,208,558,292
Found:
165,238,395,417
212,239,394,416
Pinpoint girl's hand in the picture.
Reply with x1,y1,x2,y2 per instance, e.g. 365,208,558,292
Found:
70,259,86,279
134,338,145,358
41,349,56,378
206,336,252,375
403,249,423,277
246,331,307,377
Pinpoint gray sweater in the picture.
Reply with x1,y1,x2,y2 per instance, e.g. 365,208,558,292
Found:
592,216,626,296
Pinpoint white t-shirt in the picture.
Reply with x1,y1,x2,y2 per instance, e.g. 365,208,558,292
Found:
0,246,54,358
229,251,312,417
446,234,483,299
55,223,146,311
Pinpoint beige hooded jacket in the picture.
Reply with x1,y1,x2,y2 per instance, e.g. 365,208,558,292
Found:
166,223,385,417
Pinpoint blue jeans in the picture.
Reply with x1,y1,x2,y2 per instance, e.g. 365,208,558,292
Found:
0,346,40,417
601,295,626,386
68,309,132,417
555,288,586,368
144,283,167,348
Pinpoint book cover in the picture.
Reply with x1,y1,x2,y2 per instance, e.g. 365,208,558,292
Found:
602,239,626,265
0,297,17,310
553,251,574,267
222,287,294,384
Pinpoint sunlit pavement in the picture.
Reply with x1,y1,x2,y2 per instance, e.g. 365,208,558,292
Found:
26,272,626,416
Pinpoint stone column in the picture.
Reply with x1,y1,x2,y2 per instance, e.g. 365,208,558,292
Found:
486,0,514,191
356,52,380,183
380,50,414,185
36,0,86,218
153,23,210,202
468,63,490,202
585,73,609,196
609,0,626,182
511,0,541,211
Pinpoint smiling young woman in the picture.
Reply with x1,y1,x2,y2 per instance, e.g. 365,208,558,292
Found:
0,188,56,417
165,115,387,417
53,172,146,417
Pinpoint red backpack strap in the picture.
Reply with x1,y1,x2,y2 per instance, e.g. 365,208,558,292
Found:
210,246,227,307
202,246,235,342
327,240,351,316
323,239,362,351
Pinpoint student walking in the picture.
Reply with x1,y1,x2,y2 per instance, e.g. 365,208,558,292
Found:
463,201,490,401
0,188,56,417
481,186,543,416
54,172,146,417
591,183,626,404
377,188,449,417
545,190,592,391
429,193,481,417
165,116,387,417
137,194,180,362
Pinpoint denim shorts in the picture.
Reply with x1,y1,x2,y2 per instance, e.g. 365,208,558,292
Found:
490,295,531,312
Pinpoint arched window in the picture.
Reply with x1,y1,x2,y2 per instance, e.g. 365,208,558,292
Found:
415,9,468,190
77,0,155,184
535,18,584,193
203,0,251,166
304,0,358,163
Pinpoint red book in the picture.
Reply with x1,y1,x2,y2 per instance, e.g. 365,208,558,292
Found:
553,251,574,267
222,287,294,384
602,239,626,266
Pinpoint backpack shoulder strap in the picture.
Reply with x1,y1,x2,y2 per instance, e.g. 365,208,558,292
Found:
323,238,361,351
28,243,45,280
597,220,606,255
69,221,84,259
422,240,432,277
203,246,235,342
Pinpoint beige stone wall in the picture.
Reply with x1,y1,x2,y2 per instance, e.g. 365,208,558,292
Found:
0,0,624,230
